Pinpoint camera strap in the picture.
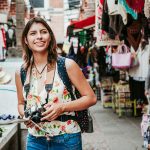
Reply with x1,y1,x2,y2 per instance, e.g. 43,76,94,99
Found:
22,62,56,109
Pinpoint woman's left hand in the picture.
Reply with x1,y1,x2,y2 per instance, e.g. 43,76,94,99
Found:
41,102,64,121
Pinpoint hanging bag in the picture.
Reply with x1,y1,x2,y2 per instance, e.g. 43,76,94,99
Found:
112,44,131,69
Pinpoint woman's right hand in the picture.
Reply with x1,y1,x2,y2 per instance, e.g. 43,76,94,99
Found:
24,120,35,128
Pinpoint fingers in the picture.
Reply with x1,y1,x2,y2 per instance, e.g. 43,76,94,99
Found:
42,106,53,116
41,111,57,121
41,103,63,122
41,104,60,121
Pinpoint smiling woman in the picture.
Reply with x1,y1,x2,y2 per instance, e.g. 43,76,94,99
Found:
15,17,96,150
25,24,51,53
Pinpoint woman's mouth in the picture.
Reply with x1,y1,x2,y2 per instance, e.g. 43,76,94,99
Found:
35,42,45,46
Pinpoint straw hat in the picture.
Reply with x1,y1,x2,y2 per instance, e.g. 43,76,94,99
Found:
0,69,11,84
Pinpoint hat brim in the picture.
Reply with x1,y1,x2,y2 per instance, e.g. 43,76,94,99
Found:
0,74,11,84
0,71,6,79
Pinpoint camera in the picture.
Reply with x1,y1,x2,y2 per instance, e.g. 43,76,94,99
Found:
24,104,46,123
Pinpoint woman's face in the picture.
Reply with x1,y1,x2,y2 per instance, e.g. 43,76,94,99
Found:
25,22,51,53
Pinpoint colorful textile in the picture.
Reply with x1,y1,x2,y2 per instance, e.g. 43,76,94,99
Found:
119,0,138,20
126,0,144,13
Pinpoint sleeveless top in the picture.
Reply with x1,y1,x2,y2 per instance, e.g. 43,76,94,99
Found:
23,64,81,137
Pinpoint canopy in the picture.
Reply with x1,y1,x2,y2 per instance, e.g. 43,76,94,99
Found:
67,15,95,34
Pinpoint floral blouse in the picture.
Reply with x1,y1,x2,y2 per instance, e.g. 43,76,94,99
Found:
23,64,81,137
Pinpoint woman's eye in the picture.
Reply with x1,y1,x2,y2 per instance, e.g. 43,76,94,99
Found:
41,30,47,34
30,32,36,35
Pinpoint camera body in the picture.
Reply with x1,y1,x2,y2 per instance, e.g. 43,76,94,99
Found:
24,104,46,123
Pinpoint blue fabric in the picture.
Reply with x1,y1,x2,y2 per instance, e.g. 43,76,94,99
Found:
26,132,82,150
119,0,138,20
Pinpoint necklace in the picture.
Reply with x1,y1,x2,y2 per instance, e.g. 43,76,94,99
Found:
34,63,48,78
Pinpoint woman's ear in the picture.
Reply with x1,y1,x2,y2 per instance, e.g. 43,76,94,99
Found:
25,38,28,45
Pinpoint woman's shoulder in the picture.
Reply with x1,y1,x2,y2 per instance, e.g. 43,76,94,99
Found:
65,58,79,70
15,64,26,77
15,67,21,76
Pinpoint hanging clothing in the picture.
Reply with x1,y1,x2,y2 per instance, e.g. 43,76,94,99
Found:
109,15,124,38
126,0,144,13
96,0,122,46
144,0,150,19
1,28,6,49
0,31,3,61
119,0,138,20
0,30,6,61
107,0,127,24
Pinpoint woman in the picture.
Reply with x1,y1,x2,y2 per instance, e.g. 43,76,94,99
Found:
15,17,96,150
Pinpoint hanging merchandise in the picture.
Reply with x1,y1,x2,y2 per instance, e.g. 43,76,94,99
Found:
109,15,124,38
144,0,150,19
62,37,71,54
95,0,122,46
112,44,131,69
0,26,7,61
127,19,142,51
78,30,87,46
0,30,5,61
118,0,138,20
125,0,144,13
107,0,127,24
70,37,79,54
142,15,150,39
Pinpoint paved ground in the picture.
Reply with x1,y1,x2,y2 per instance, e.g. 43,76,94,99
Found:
82,102,143,150
0,58,144,150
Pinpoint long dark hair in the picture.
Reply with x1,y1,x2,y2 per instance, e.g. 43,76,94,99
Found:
21,17,57,70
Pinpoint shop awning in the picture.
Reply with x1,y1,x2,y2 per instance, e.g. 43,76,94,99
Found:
67,15,95,34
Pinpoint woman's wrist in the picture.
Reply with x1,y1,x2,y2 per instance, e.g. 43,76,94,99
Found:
61,103,66,113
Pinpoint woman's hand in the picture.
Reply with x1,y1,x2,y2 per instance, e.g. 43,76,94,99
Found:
41,102,64,122
24,120,35,128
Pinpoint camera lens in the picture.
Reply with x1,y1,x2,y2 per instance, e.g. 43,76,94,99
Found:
31,112,41,123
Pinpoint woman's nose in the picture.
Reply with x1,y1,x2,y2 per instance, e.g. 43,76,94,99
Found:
37,32,42,39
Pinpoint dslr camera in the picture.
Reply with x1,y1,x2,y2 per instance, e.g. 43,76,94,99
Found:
24,104,46,123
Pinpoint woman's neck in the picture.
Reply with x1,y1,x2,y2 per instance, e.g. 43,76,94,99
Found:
33,51,48,66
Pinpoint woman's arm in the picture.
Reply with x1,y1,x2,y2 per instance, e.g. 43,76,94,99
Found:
62,58,97,112
15,70,25,117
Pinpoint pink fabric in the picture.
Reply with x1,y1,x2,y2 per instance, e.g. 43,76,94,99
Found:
100,0,104,5
1,28,6,48
126,0,144,13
